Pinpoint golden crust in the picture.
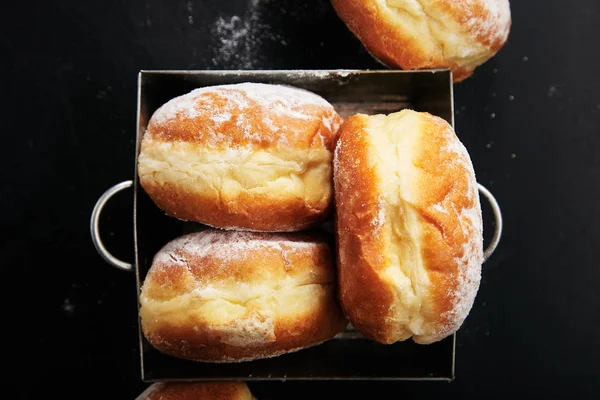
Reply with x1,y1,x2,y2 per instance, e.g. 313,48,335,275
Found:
145,85,338,150
333,116,396,342
330,0,511,82
138,83,341,232
333,110,483,344
139,229,347,362
138,382,255,400
139,179,331,232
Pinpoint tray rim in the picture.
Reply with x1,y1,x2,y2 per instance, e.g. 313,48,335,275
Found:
133,69,457,382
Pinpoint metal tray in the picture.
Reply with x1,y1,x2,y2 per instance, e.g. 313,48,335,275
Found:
90,70,502,382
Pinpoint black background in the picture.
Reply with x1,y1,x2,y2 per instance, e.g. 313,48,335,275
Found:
3,0,600,398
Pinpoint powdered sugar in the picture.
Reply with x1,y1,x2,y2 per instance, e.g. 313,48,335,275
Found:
436,125,483,338
153,230,318,268
210,111,232,124
333,139,342,165
286,70,331,79
213,16,250,67
321,112,340,135
440,125,471,164
464,0,511,42
441,197,482,336
335,70,353,78
430,202,449,214
150,91,204,126
211,0,287,69
371,195,386,228
149,82,338,147
233,82,333,111
151,83,333,123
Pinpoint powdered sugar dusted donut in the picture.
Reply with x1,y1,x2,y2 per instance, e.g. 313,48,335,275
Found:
139,229,347,362
333,109,483,344
331,0,511,82
138,83,342,232
136,382,255,400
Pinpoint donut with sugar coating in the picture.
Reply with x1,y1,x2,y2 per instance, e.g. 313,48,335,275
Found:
333,109,483,344
138,82,341,232
136,381,255,400
330,0,511,81
139,229,347,362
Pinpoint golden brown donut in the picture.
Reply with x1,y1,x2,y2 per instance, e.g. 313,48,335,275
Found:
139,229,347,362
333,109,483,344
136,382,255,400
137,83,341,232
330,0,511,81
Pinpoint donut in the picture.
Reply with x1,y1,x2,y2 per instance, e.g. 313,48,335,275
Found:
137,83,341,232
139,229,347,362
330,0,511,81
136,382,255,400
333,109,483,344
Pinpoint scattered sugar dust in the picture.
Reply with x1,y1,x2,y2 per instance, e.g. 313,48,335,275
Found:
211,0,286,69
62,298,75,316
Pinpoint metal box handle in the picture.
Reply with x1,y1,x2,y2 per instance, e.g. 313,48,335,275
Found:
478,184,503,261
89,181,502,271
90,180,133,272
